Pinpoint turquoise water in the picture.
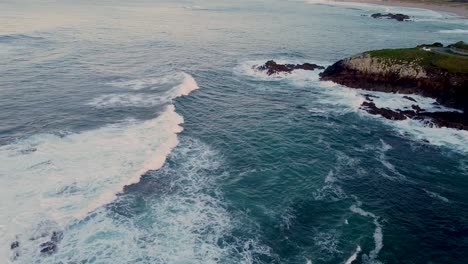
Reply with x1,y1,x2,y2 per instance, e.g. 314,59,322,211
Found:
0,0,467,263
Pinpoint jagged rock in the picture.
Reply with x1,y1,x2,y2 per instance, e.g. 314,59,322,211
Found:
40,241,57,254
360,100,468,130
10,241,19,250
361,101,407,120
371,13,411,21
35,231,64,255
411,104,424,112
403,96,417,102
255,60,324,75
51,231,63,243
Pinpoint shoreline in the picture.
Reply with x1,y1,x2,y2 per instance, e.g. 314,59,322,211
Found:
312,0,468,18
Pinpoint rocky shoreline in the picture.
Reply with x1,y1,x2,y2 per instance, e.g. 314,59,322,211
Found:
319,44,468,130
254,42,468,131
360,94,468,130
320,53,468,111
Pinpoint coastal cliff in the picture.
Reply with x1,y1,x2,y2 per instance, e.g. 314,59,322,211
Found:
320,45,468,112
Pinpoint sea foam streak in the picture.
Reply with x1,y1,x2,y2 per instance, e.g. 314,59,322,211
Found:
438,29,468,34
350,205,383,264
344,245,362,264
89,72,198,108
0,73,199,262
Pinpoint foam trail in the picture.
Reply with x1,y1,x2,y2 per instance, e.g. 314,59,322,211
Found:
423,189,449,203
89,72,199,108
0,74,199,262
350,205,383,263
344,245,362,264
438,29,468,34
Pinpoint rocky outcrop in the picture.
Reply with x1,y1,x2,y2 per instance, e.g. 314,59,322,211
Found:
320,53,468,111
360,100,468,130
371,13,411,21
10,230,64,259
255,60,324,75
320,48,468,131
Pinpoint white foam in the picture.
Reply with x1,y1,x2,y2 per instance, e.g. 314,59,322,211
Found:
372,139,409,182
313,232,343,255
324,170,337,183
89,72,199,108
303,0,382,9
389,118,468,152
438,29,468,34
1,72,200,262
316,83,468,152
366,91,460,113
10,138,271,263
344,245,362,264
350,205,383,264
423,188,449,203
0,105,186,262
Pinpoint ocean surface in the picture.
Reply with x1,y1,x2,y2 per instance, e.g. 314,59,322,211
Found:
1,0,467,263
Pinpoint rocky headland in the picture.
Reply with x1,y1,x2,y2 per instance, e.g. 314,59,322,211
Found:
320,42,468,130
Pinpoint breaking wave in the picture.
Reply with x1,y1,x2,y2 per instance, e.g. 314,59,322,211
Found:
88,72,199,108
8,138,272,264
0,73,199,262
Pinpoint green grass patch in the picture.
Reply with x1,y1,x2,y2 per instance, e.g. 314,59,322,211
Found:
367,48,468,74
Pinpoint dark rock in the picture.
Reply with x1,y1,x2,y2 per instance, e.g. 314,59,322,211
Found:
51,231,63,243
416,111,468,130
361,101,407,120
360,99,468,130
40,241,57,255
403,96,417,102
371,13,411,21
417,42,444,48
10,241,19,250
256,60,324,75
362,93,379,101
411,104,424,112
363,93,379,99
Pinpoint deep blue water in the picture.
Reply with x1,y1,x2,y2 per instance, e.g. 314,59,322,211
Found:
0,0,467,263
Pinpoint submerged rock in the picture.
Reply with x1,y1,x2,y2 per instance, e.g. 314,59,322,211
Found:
403,96,417,102
10,241,19,250
30,230,64,255
371,13,411,21
40,241,57,255
255,60,324,75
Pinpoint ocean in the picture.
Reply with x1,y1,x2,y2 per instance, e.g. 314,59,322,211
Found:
0,0,467,263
